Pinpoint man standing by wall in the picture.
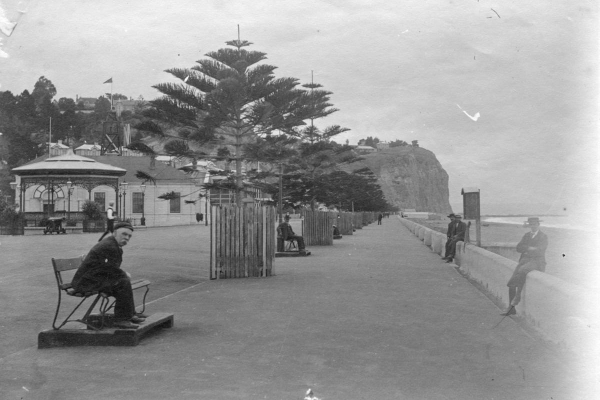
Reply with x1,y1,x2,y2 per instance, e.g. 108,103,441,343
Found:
501,217,548,316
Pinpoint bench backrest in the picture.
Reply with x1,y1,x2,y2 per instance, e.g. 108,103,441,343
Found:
52,255,85,290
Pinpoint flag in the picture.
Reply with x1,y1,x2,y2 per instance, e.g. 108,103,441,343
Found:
103,78,113,84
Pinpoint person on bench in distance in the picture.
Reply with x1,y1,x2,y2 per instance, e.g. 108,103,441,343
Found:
277,215,308,255
71,221,146,329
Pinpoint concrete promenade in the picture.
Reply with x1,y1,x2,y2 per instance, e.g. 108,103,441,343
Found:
0,217,593,399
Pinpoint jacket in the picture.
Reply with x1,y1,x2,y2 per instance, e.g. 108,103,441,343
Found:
277,222,296,241
451,221,467,241
71,236,128,293
516,230,548,269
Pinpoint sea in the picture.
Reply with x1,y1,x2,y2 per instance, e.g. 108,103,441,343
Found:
482,215,596,232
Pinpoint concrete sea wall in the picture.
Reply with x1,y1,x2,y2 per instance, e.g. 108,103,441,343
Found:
399,217,600,357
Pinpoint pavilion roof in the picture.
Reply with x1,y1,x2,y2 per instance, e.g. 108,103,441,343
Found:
12,149,126,177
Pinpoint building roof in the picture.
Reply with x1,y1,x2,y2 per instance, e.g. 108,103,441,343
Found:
12,150,126,177
75,143,101,151
87,155,195,184
14,151,195,184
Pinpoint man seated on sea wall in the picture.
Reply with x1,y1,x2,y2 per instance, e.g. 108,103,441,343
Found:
500,217,548,316
444,214,467,263
277,215,308,255
442,213,456,260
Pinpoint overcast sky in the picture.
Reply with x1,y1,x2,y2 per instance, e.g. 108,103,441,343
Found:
1,0,598,217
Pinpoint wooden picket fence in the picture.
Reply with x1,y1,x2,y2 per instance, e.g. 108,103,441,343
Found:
301,210,334,246
353,212,364,229
210,205,276,279
363,212,377,225
335,212,354,235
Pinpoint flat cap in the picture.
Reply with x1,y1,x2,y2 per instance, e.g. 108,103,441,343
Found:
114,221,134,231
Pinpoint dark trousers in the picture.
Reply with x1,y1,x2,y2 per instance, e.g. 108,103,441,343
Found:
506,259,544,306
289,235,305,250
445,237,462,259
105,277,135,320
98,219,114,241
444,237,452,258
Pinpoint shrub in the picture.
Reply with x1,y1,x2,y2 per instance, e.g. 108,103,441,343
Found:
81,200,104,220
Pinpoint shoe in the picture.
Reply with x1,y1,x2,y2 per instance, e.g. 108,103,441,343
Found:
113,320,139,329
445,259,453,263
500,307,516,316
130,316,146,324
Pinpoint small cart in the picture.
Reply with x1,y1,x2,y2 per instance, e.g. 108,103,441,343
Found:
44,217,67,235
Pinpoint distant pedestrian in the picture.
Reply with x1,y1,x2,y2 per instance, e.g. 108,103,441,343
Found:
500,217,548,316
98,201,116,242
444,214,467,263
377,213,383,225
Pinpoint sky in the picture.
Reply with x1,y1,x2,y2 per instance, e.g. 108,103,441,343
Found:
0,0,598,217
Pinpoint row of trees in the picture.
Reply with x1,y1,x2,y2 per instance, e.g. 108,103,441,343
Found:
358,136,410,148
0,77,145,169
0,37,396,212
130,37,395,212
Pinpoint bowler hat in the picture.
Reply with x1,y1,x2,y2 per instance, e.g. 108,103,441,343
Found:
447,213,456,218
114,221,134,231
524,217,541,225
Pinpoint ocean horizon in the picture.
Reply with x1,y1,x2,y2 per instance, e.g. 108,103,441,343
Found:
482,215,594,232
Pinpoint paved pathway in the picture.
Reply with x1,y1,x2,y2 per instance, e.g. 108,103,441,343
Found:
0,218,592,399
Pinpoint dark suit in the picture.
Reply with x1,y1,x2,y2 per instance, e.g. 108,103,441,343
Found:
507,230,548,288
446,220,467,259
71,236,135,320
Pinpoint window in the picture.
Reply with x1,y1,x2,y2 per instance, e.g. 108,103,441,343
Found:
169,192,181,213
132,192,143,214
94,192,106,210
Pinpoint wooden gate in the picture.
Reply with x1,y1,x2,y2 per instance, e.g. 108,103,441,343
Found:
301,210,334,246
210,205,276,279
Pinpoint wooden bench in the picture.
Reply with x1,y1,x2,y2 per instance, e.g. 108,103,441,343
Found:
51,256,150,331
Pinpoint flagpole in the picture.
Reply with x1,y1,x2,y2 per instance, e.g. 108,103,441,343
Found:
48,117,52,155
110,81,113,110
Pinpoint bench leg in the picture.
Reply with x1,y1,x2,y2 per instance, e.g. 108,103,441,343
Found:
137,286,150,314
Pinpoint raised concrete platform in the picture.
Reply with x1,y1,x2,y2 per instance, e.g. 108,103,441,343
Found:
37,312,174,348
275,250,311,257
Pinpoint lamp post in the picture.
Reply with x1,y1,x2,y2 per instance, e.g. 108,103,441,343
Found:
9,182,18,211
120,182,128,221
66,180,73,221
140,184,146,226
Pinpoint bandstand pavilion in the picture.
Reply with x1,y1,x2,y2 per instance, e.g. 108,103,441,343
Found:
11,150,126,218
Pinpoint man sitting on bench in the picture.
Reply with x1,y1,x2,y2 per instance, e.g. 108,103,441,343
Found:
277,215,308,255
71,221,146,329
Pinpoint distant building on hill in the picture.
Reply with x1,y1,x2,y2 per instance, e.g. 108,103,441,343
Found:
354,145,376,154
376,142,389,150
75,95,97,110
